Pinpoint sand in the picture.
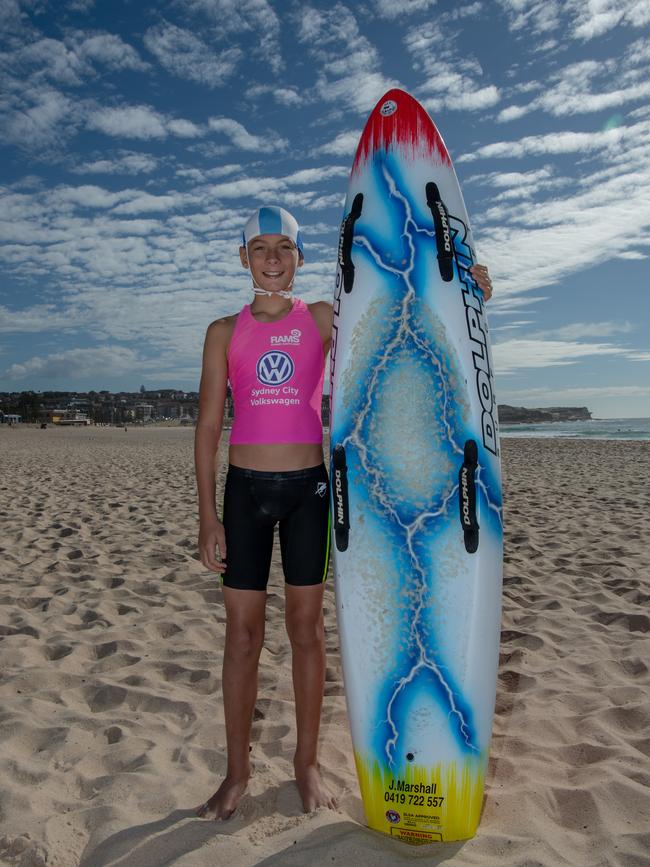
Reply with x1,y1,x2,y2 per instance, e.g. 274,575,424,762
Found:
0,425,648,867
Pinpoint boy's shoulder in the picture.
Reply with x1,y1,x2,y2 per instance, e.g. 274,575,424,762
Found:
209,311,239,329
206,312,239,343
307,299,333,311
307,299,333,322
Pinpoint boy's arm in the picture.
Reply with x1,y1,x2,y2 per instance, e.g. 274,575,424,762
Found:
308,300,334,354
194,318,230,572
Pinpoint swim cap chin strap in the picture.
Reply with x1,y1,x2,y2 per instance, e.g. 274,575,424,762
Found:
251,284,293,299
249,264,295,299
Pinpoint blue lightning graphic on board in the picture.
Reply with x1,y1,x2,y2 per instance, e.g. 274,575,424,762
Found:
336,161,503,766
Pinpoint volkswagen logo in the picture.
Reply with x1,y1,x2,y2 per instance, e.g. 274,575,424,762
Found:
256,350,295,385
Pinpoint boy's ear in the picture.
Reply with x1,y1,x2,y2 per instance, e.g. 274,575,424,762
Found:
239,246,249,268
298,251,304,267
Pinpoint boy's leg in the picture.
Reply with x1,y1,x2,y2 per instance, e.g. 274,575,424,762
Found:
196,587,266,819
285,583,337,811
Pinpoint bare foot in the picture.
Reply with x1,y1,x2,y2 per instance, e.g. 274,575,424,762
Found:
294,761,337,812
195,774,249,820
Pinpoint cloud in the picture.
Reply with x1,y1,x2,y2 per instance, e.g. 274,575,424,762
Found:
0,30,147,152
405,16,499,113
497,105,530,122
175,163,242,182
54,184,130,209
86,105,166,139
459,120,648,162
205,166,348,200
143,22,240,87
535,322,635,340
72,152,158,175
494,0,563,35
286,167,349,185
296,5,398,113
0,0,30,32
617,250,647,260
372,0,438,19
245,84,304,107
462,111,650,316
320,70,398,115
572,0,650,39
497,53,650,121
2,32,148,87
423,85,500,113
0,302,86,334
488,297,550,316
470,167,555,188
311,130,360,157
174,0,283,73
3,346,144,381
492,337,627,374
496,0,650,40
73,32,149,72
87,105,203,140
467,166,568,201
490,320,535,332
166,118,203,138
478,156,650,302
5,37,87,86
208,117,288,152
111,193,184,215
1,86,80,150
626,351,650,361
67,0,96,11
499,384,650,402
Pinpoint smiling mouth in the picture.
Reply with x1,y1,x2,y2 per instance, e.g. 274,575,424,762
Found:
263,271,284,278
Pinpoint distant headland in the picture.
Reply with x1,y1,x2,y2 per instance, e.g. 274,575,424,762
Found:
498,405,592,424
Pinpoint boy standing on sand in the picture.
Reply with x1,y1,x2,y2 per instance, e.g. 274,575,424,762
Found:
194,206,493,820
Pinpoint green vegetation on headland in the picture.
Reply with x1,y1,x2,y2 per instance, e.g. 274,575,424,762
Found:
498,405,592,424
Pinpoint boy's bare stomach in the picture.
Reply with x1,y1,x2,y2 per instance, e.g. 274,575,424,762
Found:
229,442,324,472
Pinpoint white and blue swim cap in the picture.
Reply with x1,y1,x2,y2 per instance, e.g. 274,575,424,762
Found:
242,206,304,258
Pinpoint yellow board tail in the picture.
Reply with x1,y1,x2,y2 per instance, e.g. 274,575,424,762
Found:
354,750,486,843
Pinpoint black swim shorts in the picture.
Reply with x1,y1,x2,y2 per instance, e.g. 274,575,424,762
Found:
222,463,331,591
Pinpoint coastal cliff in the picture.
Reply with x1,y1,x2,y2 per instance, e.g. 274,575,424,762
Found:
498,405,592,424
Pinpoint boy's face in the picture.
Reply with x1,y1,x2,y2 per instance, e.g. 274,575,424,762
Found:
240,233,303,294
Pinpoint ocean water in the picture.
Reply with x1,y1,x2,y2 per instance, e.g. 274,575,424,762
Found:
499,417,650,441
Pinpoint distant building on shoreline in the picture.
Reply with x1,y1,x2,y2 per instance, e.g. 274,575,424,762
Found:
0,411,22,424
0,389,201,425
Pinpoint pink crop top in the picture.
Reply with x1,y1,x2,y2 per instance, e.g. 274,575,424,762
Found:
227,298,325,444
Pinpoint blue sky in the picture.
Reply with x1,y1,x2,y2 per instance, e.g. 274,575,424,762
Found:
1,0,649,418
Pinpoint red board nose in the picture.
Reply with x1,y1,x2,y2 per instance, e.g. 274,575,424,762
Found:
352,89,451,173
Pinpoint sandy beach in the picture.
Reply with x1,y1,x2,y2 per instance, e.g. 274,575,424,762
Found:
0,425,648,867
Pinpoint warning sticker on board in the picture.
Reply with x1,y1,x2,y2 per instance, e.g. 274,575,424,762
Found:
389,827,443,845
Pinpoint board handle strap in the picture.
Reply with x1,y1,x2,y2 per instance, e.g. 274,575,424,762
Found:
459,439,480,554
426,182,455,283
338,193,364,294
332,444,350,551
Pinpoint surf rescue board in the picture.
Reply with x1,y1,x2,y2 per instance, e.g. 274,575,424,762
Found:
329,88,503,844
